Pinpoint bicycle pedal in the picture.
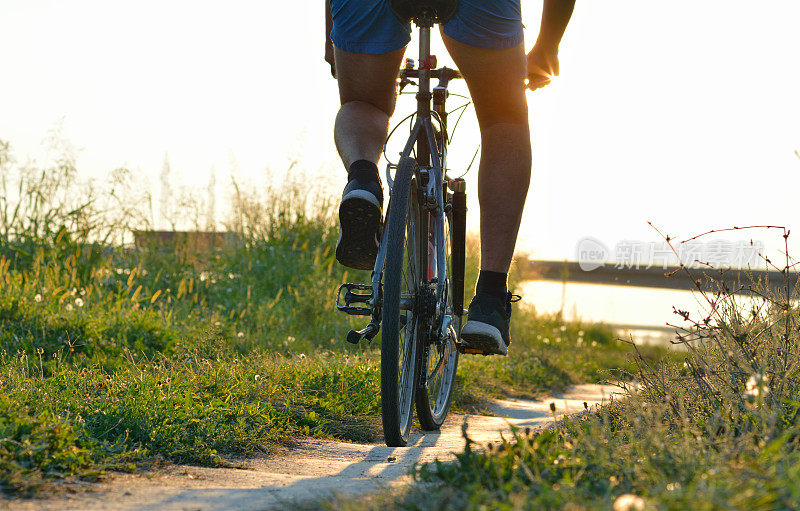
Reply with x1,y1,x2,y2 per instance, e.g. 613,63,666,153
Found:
336,283,374,316
346,322,380,345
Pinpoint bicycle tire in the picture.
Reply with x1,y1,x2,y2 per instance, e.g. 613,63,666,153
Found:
415,203,460,430
381,156,423,447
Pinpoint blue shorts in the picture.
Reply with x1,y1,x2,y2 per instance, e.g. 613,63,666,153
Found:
330,0,523,54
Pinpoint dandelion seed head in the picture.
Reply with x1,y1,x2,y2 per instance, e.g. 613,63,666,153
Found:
746,373,768,391
744,373,770,400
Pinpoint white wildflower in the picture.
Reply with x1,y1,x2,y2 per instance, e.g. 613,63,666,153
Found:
613,494,645,511
287,336,296,343
75,298,84,307
237,332,245,339
65,303,74,312
34,294,42,303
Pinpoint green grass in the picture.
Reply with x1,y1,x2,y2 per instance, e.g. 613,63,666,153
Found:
0,139,667,495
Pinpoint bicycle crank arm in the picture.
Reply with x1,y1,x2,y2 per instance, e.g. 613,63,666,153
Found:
346,322,380,345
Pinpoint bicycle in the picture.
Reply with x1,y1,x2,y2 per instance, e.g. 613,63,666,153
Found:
335,7,470,447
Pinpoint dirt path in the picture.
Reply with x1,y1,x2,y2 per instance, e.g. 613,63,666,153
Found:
2,384,617,511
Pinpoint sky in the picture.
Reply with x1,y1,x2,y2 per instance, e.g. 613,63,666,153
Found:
2,1,800,266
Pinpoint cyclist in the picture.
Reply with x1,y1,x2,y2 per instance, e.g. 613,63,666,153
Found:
326,0,575,356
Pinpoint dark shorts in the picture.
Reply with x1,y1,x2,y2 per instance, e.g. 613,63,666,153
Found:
330,0,524,54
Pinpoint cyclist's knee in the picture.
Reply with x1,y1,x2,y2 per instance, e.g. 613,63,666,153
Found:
339,97,397,120
474,102,529,132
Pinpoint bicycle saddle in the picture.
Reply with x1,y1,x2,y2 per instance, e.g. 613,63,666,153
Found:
389,0,459,25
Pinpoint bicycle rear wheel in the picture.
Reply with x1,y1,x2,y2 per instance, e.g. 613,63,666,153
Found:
381,156,424,447
415,203,460,430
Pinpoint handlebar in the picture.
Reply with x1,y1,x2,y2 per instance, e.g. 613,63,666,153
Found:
400,67,462,81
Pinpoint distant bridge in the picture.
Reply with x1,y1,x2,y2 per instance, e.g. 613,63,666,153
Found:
516,260,798,297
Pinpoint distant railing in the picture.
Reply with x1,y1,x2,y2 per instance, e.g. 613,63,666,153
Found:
516,259,798,296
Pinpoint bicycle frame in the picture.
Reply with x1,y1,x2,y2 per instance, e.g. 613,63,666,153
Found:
333,9,468,446
378,27,449,323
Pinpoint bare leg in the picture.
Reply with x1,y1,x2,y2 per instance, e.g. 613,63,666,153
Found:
442,34,531,273
333,47,406,168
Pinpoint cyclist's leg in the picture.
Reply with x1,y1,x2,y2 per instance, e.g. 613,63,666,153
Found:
333,47,405,169
441,34,531,274
329,0,409,269
333,48,406,270
442,24,530,355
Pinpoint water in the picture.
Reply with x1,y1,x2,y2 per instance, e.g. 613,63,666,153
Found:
517,281,716,346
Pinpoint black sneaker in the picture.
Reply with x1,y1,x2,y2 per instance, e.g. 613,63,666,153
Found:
460,292,521,356
335,177,383,270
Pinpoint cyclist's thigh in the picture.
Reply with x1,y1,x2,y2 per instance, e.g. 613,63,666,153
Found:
335,47,406,116
331,0,409,115
441,0,527,127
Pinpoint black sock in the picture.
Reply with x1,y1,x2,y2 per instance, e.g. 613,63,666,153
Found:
476,270,507,301
347,160,382,203
348,160,380,185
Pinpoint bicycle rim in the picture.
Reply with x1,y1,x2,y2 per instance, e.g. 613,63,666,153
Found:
416,206,460,430
381,156,422,447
